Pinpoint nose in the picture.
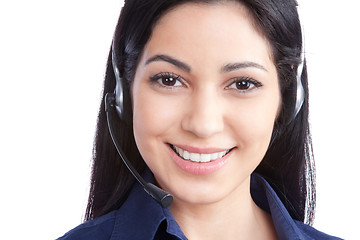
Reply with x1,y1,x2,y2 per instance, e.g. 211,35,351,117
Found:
181,89,224,138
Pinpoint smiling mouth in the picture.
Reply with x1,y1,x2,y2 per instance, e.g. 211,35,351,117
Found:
170,144,233,163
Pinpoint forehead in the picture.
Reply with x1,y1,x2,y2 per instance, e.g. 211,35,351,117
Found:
142,2,273,69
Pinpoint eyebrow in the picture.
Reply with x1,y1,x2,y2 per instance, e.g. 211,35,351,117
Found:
221,62,268,73
145,54,191,72
145,54,267,73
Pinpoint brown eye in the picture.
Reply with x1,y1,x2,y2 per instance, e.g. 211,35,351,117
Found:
149,72,183,88
161,76,178,86
236,80,252,90
226,77,262,92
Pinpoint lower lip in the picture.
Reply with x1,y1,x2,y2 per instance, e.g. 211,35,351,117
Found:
167,145,231,175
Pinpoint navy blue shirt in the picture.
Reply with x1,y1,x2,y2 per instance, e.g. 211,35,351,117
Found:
58,171,342,240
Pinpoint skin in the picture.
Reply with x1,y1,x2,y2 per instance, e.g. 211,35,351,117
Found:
132,2,280,239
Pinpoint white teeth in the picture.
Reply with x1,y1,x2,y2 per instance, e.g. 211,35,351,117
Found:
183,150,190,160
201,153,211,162
210,153,219,160
178,148,184,157
173,146,229,163
189,153,200,162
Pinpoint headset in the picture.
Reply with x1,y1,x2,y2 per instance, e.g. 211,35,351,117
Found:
105,17,305,209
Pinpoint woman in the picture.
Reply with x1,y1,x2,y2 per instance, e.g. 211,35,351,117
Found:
58,0,341,239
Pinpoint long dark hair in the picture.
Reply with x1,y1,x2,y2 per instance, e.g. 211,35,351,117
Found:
85,0,316,226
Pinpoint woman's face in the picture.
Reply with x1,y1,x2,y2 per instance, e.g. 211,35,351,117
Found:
132,2,280,205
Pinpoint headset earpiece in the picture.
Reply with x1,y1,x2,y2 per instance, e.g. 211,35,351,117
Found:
111,39,128,120
293,52,305,120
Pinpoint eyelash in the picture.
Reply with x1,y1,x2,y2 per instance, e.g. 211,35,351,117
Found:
149,72,262,92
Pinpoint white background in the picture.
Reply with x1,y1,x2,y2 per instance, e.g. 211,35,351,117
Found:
0,0,358,239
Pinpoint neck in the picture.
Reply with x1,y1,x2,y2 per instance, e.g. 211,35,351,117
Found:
169,176,277,240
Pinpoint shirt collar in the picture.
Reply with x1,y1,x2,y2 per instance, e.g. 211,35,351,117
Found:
111,170,306,240
251,173,305,240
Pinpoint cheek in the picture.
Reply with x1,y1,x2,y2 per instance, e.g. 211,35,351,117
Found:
132,85,183,166
229,94,280,155
133,92,179,138
132,91,161,156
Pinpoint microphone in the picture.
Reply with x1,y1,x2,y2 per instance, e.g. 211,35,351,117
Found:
105,93,173,208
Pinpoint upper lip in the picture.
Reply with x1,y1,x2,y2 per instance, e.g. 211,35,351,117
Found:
169,144,234,154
